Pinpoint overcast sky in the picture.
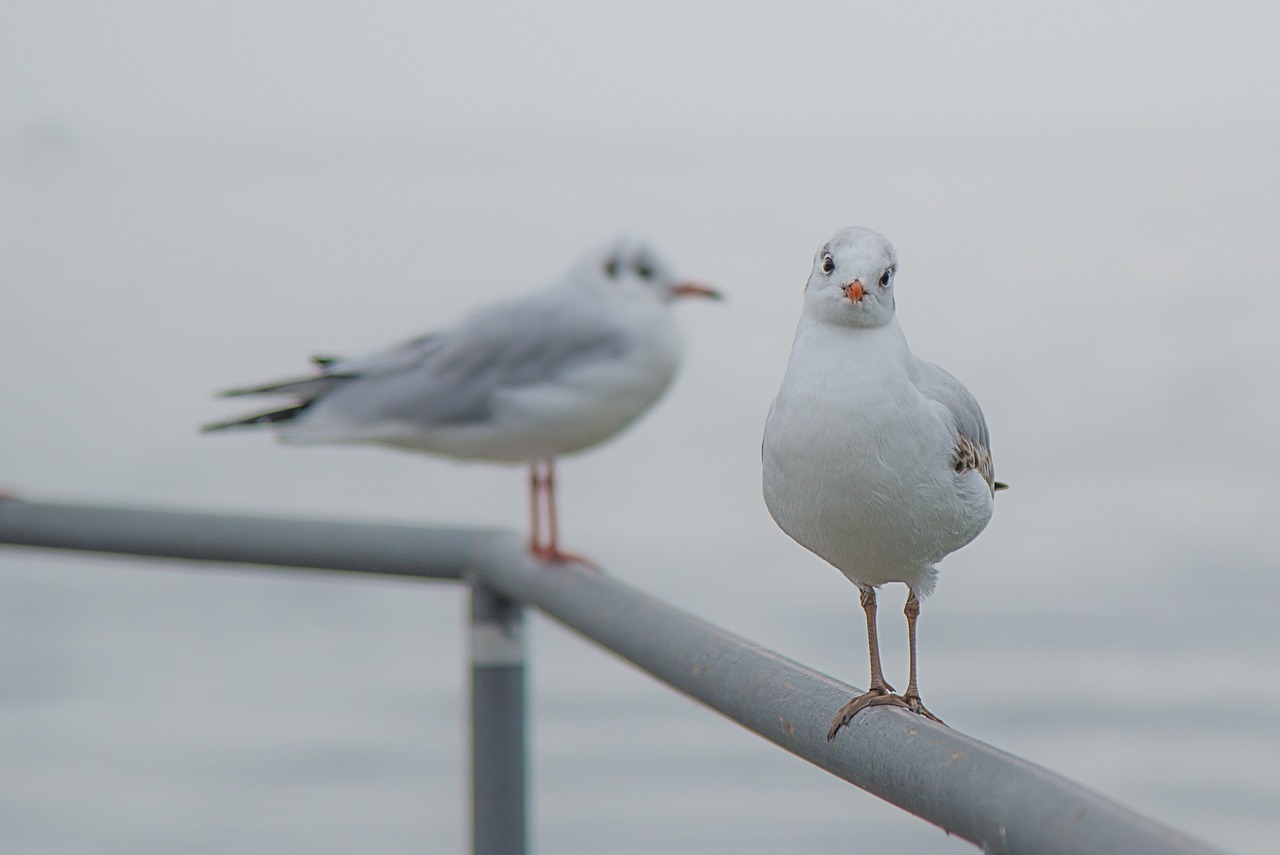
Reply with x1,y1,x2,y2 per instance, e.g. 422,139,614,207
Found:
4,2,1278,146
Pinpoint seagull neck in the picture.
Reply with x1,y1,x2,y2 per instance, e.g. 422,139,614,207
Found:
794,314,911,363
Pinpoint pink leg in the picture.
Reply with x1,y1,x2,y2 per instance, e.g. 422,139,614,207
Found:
902,590,945,724
526,463,544,555
544,459,561,557
827,585,910,740
529,459,597,569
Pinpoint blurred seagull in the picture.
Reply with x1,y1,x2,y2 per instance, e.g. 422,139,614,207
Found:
204,237,721,563
762,227,1004,738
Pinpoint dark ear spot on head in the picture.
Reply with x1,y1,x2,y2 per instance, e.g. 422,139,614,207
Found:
604,258,619,278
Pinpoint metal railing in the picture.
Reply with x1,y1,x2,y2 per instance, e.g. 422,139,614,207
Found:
0,499,1227,855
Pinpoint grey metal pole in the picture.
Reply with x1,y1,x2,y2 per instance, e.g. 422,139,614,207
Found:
0,499,1231,855
0,499,488,580
469,582,527,855
471,537,1228,855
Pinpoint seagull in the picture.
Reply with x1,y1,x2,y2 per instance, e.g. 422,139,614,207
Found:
204,237,721,563
762,226,1004,739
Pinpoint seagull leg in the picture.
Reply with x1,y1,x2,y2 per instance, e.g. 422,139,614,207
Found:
543,458,562,558
532,459,598,569
828,585,909,740
527,463,544,556
860,586,897,696
527,463,542,558
902,590,945,725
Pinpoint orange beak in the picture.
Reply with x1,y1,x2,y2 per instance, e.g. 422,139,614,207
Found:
669,282,724,301
843,280,865,302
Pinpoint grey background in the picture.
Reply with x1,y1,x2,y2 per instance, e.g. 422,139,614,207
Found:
2,2,1278,852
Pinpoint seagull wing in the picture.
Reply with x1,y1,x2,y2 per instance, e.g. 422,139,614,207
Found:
297,289,630,429
913,359,1004,492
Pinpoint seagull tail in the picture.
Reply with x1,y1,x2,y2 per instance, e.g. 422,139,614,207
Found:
201,401,313,433
216,374,351,400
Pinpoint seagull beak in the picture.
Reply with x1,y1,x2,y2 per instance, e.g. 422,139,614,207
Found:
669,282,724,301
843,280,865,302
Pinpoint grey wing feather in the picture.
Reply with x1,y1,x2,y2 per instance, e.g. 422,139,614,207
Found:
205,335,443,430
307,292,629,428
218,373,353,400
913,358,1001,492
209,288,630,432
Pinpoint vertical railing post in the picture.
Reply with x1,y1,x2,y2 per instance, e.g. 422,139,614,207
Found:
469,582,527,855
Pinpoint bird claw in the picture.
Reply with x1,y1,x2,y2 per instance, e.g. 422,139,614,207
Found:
531,546,601,572
901,692,946,726
827,689,911,740
827,689,949,739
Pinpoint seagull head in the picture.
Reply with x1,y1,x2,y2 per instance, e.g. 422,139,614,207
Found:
804,226,898,329
582,236,722,304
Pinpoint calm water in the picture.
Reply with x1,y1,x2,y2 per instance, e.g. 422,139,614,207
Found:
3,27,1280,849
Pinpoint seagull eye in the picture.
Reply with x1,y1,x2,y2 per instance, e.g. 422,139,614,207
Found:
878,267,894,289
635,262,654,280
821,253,835,275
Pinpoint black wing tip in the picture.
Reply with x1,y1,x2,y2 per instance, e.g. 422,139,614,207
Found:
200,417,262,433
200,402,312,433
215,387,252,399
993,481,1010,492
200,418,255,433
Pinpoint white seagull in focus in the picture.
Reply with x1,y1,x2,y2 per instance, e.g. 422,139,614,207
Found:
205,237,722,563
762,226,1004,738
